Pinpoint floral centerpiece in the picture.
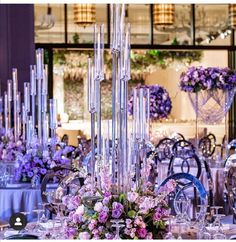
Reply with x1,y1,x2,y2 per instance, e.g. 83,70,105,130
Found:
15,137,75,182
0,129,25,163
179,66,236,124
62,157,176,240
128,84,172,120
179,66,236,93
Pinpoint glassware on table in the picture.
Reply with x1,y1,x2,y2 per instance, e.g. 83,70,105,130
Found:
111,219,125,239
163,215,176,240
196,211,211,239
32,203,47,232
37,202,49,223
175,196,191,239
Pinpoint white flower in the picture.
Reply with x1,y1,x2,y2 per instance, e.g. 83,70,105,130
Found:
75,204,85,216
94,202,103,212
127,191,139,202
79,232,91,240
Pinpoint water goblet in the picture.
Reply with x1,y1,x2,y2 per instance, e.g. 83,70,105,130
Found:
111,219,125,239
163,215,176,240
38,202,49,223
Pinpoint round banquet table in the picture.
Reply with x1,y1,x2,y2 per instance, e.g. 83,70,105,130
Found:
157,162,225,206
0,183,56,223
1,219,236,240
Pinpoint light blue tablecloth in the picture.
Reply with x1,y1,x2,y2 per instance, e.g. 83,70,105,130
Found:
0,184,50,223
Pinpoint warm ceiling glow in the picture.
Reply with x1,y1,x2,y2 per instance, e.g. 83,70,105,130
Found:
229,4,236,29
73,4,96,27
153,4,174,29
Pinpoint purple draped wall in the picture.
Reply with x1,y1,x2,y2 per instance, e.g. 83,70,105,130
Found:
0,4,35,94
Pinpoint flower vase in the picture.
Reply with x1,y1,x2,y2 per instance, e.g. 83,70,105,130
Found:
188,88,236,124
31,174,41,188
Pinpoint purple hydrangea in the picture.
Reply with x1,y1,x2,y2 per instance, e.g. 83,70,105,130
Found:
180,66,236,93
128,84,172,121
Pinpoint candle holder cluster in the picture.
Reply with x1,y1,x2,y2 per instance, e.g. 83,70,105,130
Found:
87,4,152,194
0,49,57,151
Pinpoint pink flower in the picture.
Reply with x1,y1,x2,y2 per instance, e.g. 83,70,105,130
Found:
94,202,103,212
92,229,99,235
88,222,95,231
124,228,131,235
75,205,85,216
72,213,82,223
137,228,147,238
79,232,91,240
127,191,139,202
91,219,97,225
130,232,136,238
146,232,153,239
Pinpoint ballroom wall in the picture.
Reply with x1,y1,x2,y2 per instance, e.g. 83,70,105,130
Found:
145,50,228,121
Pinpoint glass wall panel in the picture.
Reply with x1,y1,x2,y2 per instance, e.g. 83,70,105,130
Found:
153,4,191,45
126,4,151,44
34,4,65,43
67,4,108,44
195,4,230,45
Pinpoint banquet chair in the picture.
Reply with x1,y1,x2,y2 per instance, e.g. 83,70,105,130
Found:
198,133,216,159
154,137,175,164
157,172,208,222
224,155,236,223
170,133,185,142
168,140,202,179
41,166,83,215
198,135,215,207
168,139,214,211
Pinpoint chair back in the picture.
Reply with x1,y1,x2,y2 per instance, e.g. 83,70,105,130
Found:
168,140,202,180
154,138,175,163
157,172,208,222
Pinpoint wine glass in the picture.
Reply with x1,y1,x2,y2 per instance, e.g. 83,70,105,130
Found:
164,215,176,240
196,211,211,239
175,195,191,239
38,202,49,223
111,219,125,239
32,203,45,232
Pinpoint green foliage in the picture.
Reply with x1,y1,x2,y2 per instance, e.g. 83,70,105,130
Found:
73,33,80,44
53,49,203,73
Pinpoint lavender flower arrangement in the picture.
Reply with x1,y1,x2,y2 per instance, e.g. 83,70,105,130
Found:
128,84,172,120
180,66,236,93
15,137,75,182
62,157,176,240
0,129,26,163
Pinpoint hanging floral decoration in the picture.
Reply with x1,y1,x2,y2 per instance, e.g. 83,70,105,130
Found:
128,84,172,120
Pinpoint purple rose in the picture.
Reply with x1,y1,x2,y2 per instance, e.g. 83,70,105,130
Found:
105,233,114,239
98,211,108,223
112,202,124,218
65,227,77,239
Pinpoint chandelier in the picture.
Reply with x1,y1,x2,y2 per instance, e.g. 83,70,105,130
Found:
229,4,236,29
35,4,55,31
73,4,96,27
153,4,175,29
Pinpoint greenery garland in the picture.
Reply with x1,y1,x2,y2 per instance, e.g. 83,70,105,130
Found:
53,49,203,80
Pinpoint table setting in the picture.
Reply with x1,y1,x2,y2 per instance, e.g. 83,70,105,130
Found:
1,3,236,240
